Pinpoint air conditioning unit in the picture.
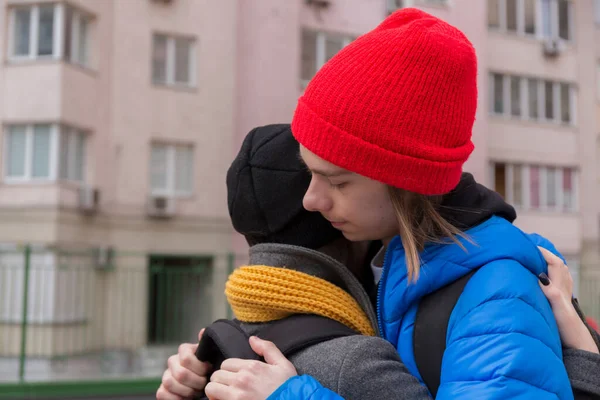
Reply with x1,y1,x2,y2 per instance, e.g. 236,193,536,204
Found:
94,246,115,270
543,38,562,58
147,195,176,218
78,186,100,214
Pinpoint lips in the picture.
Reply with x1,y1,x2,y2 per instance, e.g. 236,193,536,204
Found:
327,220,347,228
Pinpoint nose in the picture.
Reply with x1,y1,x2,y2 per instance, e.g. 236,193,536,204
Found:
303,178,333,213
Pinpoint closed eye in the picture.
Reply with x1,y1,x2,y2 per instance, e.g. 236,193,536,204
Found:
329,181,347,190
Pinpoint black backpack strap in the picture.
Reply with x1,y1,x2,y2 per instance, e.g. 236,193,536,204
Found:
195,319,260,369
413,269,477,397
258,314,359,357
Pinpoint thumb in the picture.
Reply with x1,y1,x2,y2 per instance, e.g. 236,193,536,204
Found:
198,328,205,342
249,336,288,366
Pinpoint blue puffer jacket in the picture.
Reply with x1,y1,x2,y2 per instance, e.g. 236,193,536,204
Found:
268,216,574,400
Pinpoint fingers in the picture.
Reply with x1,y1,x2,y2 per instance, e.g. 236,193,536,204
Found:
220,358,261,373
198,328,205,342
538,247,565,270
205,381,235,400
156,384,184,400
249,336,288,366
538,272,567,306
209,369,237,386
169,354,208,391
537,246,573,294
178,343,211,377
160,369,196,398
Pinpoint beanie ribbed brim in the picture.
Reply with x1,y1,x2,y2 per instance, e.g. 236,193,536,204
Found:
292,99,473,196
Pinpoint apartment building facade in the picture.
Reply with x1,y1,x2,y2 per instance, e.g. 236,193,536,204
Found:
0,0,598,389
0,0,238,383
235,0,600,297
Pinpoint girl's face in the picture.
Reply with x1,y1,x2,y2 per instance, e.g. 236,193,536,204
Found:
300,145,399,244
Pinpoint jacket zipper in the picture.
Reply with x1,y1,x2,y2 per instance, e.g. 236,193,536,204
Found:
376,244,393,340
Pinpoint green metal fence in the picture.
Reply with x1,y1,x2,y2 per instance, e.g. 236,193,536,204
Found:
579,270,600,329
1,244,599,399
0,245,238,399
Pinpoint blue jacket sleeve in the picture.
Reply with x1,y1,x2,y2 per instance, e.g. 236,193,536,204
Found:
267,375,344,400
436,260,574,400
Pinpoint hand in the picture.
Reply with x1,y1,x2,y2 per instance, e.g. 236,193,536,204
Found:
205,336,297,400
538,247,599,354
157,329,213,399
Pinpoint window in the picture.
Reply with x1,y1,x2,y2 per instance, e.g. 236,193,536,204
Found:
559,83,570,123
8,4,92,65
546,167,557,207
488,0,500,28
506,0,518,32
387,0,448,12
10,5,56,59
152,34,196,88
524,0,536,34
541,0,572,40
64,5,91,66
491,73,504,114
544,81,554,120
512,164,523,206
562,167,575,211
510,76,521,117
59,128,87,182
528,79,539,119
492,162,577,212
490,73,575,125
494,163,507,198
3,124,86,183
150,143,194,196
4,125,52,181
557,0,571,40
301,30,352,85
489,0,572,40
488,0,537,36
530,166,541,208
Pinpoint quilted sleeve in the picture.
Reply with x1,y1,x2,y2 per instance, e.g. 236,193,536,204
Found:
267,375,343,400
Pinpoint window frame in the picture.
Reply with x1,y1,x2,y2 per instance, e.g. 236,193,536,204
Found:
149,143,194,198
152,33,197,89
8,4,64,62
488,0,573,42
3,124,59,183
65,5,93,67
491,162,578,212
3,124,87,184
58,127,88,184
300,30,352,87
7,3,93,68
387,0,449,13
489,72,576,126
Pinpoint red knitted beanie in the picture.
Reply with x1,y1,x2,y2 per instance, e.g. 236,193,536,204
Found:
292,8,477,195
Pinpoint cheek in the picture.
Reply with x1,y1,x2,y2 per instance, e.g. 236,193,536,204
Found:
348,192,395,228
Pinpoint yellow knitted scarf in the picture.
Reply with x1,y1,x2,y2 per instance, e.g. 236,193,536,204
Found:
225,265,375,336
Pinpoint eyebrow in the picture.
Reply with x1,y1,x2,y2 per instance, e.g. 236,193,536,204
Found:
297,152,351,178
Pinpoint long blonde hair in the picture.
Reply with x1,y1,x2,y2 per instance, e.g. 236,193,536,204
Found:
387,187,469,282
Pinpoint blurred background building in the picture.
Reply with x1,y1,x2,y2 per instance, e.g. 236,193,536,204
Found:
0,0,598,398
